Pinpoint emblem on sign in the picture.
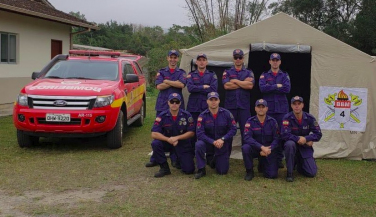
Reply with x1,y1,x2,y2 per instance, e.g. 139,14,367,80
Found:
323,89,362,128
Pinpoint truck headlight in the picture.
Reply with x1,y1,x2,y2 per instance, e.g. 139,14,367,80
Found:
17,93,28,106
94,95,114,108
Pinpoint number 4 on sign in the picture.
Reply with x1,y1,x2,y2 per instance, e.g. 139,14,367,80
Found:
340,111,345,117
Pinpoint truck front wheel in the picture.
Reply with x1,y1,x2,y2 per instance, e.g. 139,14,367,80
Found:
107,111,123,149
17,130,39,148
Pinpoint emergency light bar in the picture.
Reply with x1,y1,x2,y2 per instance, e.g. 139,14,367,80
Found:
69,50,121,57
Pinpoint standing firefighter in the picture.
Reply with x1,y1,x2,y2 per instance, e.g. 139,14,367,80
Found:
187,53,218,147
222,49,254,146
281,96,322,182
194,92,237,179
259,53,291,168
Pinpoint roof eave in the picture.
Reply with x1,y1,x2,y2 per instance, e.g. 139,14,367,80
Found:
0,3,99,30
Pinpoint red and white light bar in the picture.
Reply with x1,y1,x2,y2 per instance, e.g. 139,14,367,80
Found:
69,50,121,57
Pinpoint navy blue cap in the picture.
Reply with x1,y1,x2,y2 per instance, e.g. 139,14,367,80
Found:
255,99,268,107
196,53,207,60
168,50,179,57
207,92,219,100
233,49,244,57
270,53,281,60
168,93,182,101
291,96,303,103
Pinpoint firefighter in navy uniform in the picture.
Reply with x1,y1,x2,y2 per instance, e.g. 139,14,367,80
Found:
150,93,195,178
259,53,291,169
281,96,322,182
186,53,218,148
194,92,237,179
146,49,187,168
222,49,254,149
242,99,280,181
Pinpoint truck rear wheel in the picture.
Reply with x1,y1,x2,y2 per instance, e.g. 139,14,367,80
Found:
107,111,123,149
17,130,39,148
134,100,145,127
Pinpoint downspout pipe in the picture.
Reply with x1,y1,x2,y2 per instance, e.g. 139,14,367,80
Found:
70,28,91,49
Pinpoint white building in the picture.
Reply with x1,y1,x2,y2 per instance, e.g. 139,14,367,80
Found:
0,0,98,105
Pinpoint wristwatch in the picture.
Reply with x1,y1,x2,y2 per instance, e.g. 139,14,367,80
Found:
221,137,225,141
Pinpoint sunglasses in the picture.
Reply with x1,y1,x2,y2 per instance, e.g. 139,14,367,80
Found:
169,100,181,104
233,56,243,60
271,59,280,62
208,98,219,101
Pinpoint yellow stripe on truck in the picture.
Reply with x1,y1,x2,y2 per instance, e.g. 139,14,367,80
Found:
111,98,124,108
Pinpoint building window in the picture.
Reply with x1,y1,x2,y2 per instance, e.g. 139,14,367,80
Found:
0,32,17,63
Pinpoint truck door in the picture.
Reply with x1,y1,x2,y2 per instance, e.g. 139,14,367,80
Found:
122,61,137,118
132,62,145,112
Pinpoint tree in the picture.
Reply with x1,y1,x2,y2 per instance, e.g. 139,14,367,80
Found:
269,0,325,29
269,0,363,48
352,0,376,54
248,0,270,25
184,0,270,42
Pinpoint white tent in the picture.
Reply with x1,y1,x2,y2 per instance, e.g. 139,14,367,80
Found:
180,13,376,160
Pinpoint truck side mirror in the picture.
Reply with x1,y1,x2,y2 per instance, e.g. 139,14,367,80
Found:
124,74,139,83
31,72,40,80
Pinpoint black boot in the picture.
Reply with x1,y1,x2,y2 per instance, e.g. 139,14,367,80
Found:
172,161,181,169
206,156,216,169
154,162,171,178
195,168,206,179
244,169,254,181
278,161,285,169
145,161,158,167
286,172,294,182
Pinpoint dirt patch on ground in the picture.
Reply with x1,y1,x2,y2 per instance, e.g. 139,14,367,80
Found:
0,185,127,216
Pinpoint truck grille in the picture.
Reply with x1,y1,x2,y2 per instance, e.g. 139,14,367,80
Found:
37,118,82,125
27,95,97,110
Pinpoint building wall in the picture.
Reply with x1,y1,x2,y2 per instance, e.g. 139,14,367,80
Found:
0,10,71,104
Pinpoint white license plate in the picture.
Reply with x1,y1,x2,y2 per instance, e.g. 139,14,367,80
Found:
46,114,71,122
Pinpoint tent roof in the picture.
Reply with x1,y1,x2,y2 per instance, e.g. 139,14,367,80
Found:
180,13,376,160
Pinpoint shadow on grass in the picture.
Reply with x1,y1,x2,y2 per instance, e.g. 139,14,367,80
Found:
22,125,147,153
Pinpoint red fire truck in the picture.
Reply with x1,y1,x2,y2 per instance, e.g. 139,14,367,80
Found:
13,50,147,149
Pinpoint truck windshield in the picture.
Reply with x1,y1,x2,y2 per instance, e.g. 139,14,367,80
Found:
44,60,119,81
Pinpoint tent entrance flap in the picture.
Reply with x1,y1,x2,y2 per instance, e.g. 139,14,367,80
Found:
248,43,312,115
251,43,311,53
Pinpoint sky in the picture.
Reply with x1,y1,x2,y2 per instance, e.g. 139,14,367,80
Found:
48,0,192,28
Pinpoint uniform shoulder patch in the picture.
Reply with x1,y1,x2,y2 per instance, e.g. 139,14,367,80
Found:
197,117,203,122
188,117,194,123
245,123,251,128
283,120,289,126
155,117,162,122
213,74,217,79
260,75,264,79
187,74,191,78
314,121,319,127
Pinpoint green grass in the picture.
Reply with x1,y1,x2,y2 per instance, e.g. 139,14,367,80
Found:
0,96,375,216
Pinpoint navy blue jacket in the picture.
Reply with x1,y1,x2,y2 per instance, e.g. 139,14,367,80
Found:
186,69,218,113
244,115,280,150
222,66,254,110
152,109,195,145
196,108,237,145
155,67,186,112
281,112,322,158
259,70,291,113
